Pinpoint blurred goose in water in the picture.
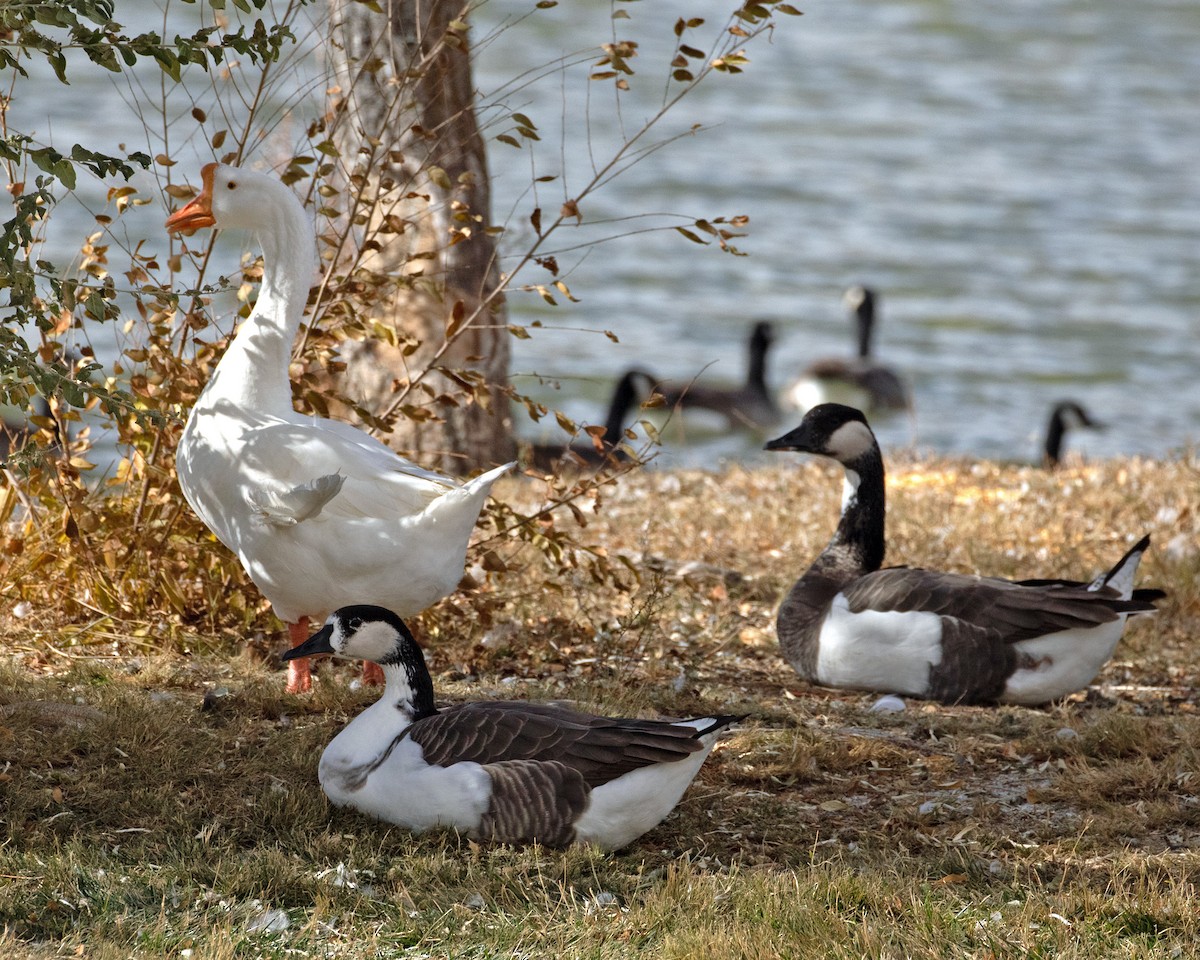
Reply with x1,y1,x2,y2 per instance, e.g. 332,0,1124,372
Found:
782,286,910,416
527,369,659,471
660,321,780,430
1043,400,1105,469
166,163,513,694
1,349,80,465
765,403,1161,705
1,396,52,464
284,605,741,849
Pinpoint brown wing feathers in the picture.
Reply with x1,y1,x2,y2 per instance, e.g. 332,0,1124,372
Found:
478,760,588,847
844,567,1147,644
408,701,711,787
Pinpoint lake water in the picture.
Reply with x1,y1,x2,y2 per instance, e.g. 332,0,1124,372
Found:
9,0,1200,469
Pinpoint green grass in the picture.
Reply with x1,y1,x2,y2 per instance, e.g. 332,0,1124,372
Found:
3,457,1199,958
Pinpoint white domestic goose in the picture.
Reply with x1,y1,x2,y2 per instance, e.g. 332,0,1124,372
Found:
765,403,1161,705
782,286,910,415
284,605,741,849
166,163,513,693
660,321,780,430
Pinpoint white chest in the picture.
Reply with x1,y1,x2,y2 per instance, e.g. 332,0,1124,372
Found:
316,713,491,834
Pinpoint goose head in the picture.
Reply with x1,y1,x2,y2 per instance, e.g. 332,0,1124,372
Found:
282,604,422,667
166,162,300,235
843,285,877,359
764,402,878,466
165,162,318,320
750,320,775,354
282,605,436,714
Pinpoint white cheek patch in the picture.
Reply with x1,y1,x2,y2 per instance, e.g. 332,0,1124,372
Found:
342,620,397,662
826,420,875,461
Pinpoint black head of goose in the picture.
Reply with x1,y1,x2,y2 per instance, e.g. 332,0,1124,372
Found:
661,321,780,430
283,605,741,849
781,286,910,416
527,369,659,471
1043,400,1105,469
764,403,1161,706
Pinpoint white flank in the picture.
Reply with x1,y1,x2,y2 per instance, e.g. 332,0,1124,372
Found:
1000,620,1127,705
574,720,719,850
815,594,943,696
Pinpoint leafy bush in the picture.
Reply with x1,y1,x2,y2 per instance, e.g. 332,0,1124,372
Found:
0,0,799,643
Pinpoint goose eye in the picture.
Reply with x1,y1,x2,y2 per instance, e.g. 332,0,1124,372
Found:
347,617,362,632
227,180,238,191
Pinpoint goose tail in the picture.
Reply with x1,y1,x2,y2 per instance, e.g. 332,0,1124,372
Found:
1091,534,1157,602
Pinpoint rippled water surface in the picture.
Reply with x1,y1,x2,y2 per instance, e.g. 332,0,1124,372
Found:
11,0,1200,468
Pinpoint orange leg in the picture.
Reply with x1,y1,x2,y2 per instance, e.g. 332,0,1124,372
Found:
360,660,385,686
285,617,312,694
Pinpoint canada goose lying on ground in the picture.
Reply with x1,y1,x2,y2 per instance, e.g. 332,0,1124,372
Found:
782,286,910,415
660,321,780,430
765,403,1161,705
166,163,513,693
526,369,658,471
1043,400,1105,469
284,605,741,849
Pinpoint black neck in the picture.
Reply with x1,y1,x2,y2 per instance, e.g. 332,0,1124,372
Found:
602,373,641,445
855,306,873,360
1044,411,1066,466
747,334,769,391
381,622,439,720
828,449,887,574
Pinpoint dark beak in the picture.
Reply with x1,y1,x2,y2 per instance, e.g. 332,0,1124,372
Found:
280,622,336,661
764,425,812,453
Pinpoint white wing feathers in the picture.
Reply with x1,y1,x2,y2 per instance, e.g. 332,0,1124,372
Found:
247,473,345,527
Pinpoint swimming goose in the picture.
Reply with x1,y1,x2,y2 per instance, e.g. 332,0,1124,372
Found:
166,163,514,694
782,286,910,415
765,403,1160,705
1043,400,1104,469
660,321,780,430
284,605,741,849
527,369,658,471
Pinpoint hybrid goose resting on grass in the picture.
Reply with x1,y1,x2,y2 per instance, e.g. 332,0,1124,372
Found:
284,606,741,849
765,403,1161,705
166,163,513,693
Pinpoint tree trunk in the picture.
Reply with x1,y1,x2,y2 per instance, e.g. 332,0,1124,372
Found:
327,0,513,473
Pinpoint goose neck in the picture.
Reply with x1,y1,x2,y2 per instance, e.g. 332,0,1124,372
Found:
828,450,886,573
855,308,874,360
748,343,769,392
1044,411,1066,466
381,658,438,722
203,202,316,413
602,374,638,444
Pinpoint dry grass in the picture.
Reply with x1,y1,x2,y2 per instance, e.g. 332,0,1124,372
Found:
2,455,1199,958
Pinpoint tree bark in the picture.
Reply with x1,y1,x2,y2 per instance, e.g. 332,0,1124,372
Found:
327,0,513,473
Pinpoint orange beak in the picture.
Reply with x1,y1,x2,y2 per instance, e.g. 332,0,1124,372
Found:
165,162,218,235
